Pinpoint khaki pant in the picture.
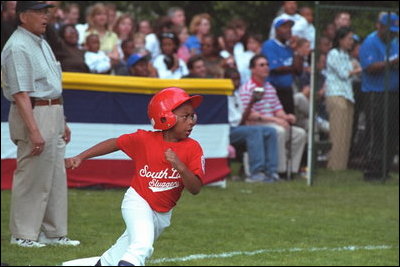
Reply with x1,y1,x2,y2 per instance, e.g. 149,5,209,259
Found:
8,104,67,240
261,123,307,173
326,96,354,170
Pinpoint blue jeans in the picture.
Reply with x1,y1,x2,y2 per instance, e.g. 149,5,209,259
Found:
230,125,278,175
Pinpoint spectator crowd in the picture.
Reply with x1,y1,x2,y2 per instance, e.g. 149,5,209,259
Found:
1,1,398,182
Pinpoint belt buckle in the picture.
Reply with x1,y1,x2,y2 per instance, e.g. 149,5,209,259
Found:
47,99,52,106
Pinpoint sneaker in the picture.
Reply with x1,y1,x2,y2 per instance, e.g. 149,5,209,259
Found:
268,173,282,182
10,236,46,248
245,172,267,183
38,232,80,246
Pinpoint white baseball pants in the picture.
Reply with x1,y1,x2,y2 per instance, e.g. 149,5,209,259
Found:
99,187,172,266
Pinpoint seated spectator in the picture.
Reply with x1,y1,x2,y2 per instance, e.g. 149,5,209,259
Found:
294,75,329,134
139,19,160,62
62,3,80,26
133,32,149,55
227,17,248,56
84,3,119,61
186,13,212,55
57,24,89,73
114,39,135,76
182,55,210,78
239,55,307,176
173,24,191,63
236,33,263,85
84,34,111,74
201,34,224,78
153,32,188,79
167,7,186,27
226,67,279,183
113,14,136,60
127,53,157,77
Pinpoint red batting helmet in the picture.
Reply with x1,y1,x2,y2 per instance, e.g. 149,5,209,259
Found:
148,87,203,130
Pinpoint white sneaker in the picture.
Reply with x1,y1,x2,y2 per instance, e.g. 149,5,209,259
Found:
38,232,80,246
10,236,46,248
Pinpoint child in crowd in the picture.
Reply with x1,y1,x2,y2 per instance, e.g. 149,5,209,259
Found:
84,34,112,74
66,87,205,266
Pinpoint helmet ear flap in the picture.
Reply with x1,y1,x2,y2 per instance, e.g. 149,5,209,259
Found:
159,111,177,130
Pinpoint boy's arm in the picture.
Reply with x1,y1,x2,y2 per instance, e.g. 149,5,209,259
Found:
66,138,119,169
164,148,202,195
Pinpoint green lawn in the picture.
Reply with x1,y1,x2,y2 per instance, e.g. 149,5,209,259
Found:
1,168,399,266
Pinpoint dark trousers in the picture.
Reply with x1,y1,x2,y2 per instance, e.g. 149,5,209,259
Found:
363,91,399,179
274,86,294,114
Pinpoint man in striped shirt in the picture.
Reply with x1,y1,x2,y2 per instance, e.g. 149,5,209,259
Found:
239,55,307,176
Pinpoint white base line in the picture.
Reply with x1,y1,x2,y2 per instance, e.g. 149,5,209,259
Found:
149,245,395,264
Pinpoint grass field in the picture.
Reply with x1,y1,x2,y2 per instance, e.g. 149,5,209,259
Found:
1,168,399,266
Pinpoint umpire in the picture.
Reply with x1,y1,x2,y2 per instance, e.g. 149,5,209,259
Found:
1,1,79,247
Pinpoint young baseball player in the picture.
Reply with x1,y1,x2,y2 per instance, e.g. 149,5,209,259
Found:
65,87,205,266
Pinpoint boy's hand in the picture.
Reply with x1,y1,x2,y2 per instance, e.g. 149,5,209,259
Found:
65,156,82,170
165,148,183,170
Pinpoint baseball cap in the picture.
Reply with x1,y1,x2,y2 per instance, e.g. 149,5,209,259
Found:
274,18,295,29
379,13,399,32
16,1,55,13
127,54,147,68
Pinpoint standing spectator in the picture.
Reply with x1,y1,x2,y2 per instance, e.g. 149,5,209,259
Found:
104,3,118,32
153,32,188,79
227,18,248,56
167,7,186,27
322,22,336,42
84,34,111,74
299,6,316,50
239,55,306,176
269,1,308,42
219,26,239,69
359,12,399,180
57,24,89,73
186,13,212,55
182,55,209,78
325,27,361,170
1,1,79,247
262,18,304,114
226,67,279,182
1,1,17,51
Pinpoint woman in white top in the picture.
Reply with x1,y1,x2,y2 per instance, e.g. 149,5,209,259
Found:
153,32,188,79
325,26,361,170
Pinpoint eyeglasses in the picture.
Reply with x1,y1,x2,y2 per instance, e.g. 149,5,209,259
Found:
176,113,198,123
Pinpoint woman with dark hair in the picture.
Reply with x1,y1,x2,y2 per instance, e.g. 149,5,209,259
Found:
325,26,362,170
153,32,188,78
57,24,89,73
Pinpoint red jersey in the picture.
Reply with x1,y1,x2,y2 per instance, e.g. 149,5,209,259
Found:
117,130,205,212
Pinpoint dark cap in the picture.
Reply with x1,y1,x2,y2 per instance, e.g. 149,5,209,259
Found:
16,1,55,13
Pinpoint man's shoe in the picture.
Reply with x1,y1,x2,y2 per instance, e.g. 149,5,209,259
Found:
10,236,46,248
245,172,267,183
38,232,80,246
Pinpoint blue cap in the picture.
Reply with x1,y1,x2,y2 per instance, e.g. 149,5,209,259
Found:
274,18,294,29
379,13,399,32
127,54,146,68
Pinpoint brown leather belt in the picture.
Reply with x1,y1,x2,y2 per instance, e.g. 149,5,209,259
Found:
12,97,63,108
32,97,63,106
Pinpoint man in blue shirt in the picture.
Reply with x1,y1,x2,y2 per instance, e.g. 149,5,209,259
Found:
359,12,399,181
262,18,304,114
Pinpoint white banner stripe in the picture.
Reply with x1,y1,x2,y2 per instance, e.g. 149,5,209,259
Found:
1,122,229,159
